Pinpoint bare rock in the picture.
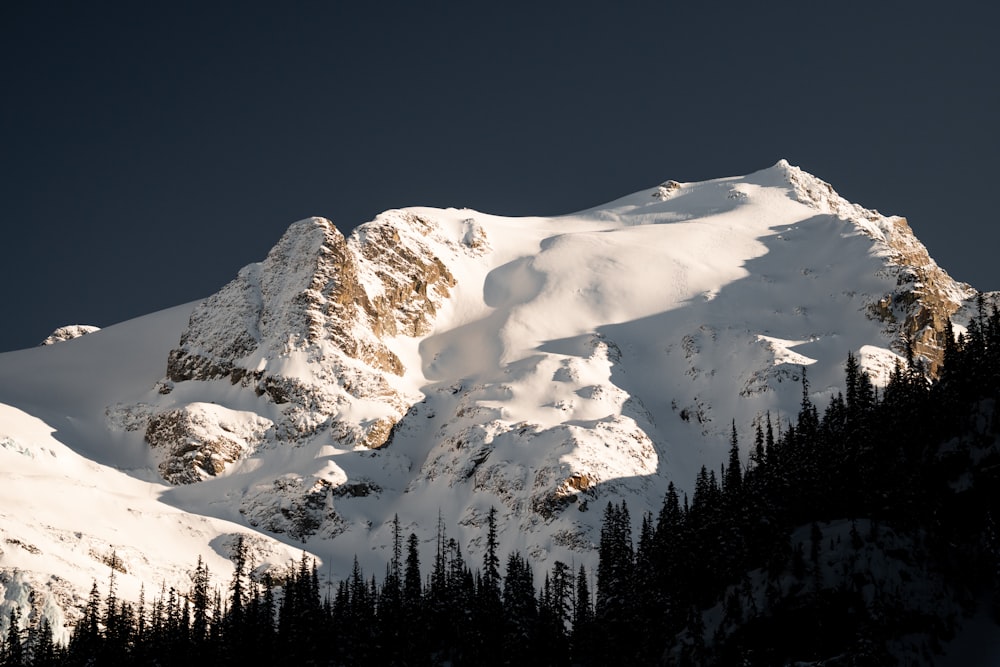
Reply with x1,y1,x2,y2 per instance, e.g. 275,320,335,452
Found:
145,403,272,484
40,325,100,346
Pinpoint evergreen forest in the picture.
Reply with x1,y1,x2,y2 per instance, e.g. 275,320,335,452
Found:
3,301,1000,666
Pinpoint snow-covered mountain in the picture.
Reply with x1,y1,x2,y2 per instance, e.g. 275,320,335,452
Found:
0,160,985,636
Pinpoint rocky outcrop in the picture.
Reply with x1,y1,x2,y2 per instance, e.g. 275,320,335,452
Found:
354,213,457,339
865,215,974,375
133,212,468,542
240,475,345,541
653,180,682,200
40,325,100,346
145,403,272,484
125,163,986,554
782,161,975,376
156,215,458,458
163,217,410,385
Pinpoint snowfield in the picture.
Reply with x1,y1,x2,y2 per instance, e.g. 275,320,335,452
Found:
0,160,980,640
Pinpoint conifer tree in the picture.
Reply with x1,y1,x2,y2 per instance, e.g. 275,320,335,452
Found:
724,419,742,496
398,531,426,658
547,560,573,635
28,617,55,667
472,506,504,664
190,556,210,646
68,581,102,663
3,608,23,667
403,532,422,612
101,551,131,663
482,506,501,598
229,535,247,630
378,519,405,660
572,564,594,666
653,480,685,621
595,501,636,662
751,421,765,470
502,551,537,662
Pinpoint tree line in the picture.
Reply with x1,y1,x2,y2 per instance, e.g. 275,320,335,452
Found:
2,298,999,665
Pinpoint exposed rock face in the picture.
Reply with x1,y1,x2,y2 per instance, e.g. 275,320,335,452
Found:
164,217,409,386
144,403,273,484
156,215,457,452
136,212,470,539
6,161,995,643
240,475,345,541
782,161,975,376
355,213,457,339
865,215,972,375
128,162,985,553
653,180,682,200
40,325,100,346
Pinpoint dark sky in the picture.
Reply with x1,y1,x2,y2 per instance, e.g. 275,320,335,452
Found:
2,1,997,352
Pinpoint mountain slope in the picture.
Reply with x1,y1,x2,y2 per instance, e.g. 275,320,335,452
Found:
0,160,982,633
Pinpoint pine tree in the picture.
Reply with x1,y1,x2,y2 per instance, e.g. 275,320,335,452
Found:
255,572,277,663
378,518,405,662
595,500,635,662
548,560,573,635
483,506,501,597
399,531,426,659
29,617,55,667
425,511,452,657
101,551,130,663
751,421,765,470
3,608,24,667
845,350,862,416
572,564,594,666
390,513,403,580
652,481,685,628
471,506,504,664
68,580,102,664
190,555,210,646
350,556,372,651
229,535,247,630
634,512,663,662
403,532,422,612
724,419,742,496
502,551,537,662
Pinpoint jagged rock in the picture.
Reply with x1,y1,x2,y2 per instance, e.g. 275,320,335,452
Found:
240,475,344,541
145,403,272,484
781,160,974,375
653,180,682,200
40,325,100,346
139,213,469,537
119,162,989,557
331,478,381,498
158,215,458,452
7,159,1000,642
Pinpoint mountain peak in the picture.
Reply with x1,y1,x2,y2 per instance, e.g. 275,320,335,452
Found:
0,161,988,634
137,158,977,545
40,324,100,346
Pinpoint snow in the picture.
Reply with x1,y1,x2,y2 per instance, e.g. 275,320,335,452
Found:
0,160,979,634
0,403,302,643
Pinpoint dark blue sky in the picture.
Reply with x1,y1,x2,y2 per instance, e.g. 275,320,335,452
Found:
2,1,997,352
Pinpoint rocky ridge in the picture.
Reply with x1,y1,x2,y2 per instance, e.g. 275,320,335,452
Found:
780,161,975,374
139,214,465,483
112,161,988,561
40,325,100,346
5,161,998,647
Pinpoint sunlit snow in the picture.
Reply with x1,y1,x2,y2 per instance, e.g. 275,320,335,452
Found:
0,161,979,639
